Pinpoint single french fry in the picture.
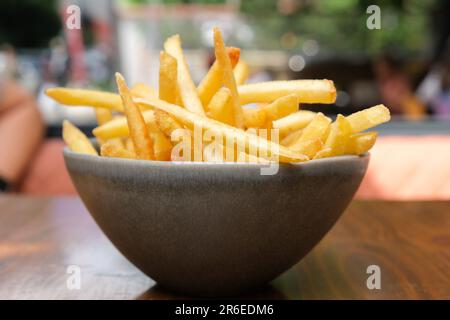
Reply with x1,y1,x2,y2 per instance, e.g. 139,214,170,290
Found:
46,88,124,112
324,114,352,156
101,141,136,159
46,86,157,113
147,126,173,161
292,112,331,145
238,80,336,105
135,97,309,163
159,51,178,104
346,104,390,133
243,107,267,129
346,131,378,155
214,28,245,129
115,73,154,160
207,87,235,126
272,110,316,138
62,120,98,156
154,109,184,138
198,47,240,108
289,138,323,159
164,34,205,115
263,94,299,123
234,60,250,85
313,147,332,159
93,110,156,140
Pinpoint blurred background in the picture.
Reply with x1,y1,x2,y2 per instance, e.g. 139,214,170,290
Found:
0,0,449,198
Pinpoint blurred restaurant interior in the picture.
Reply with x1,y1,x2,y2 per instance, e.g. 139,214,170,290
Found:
0,0,449,198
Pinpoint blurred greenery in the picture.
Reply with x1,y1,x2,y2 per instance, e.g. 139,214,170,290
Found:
121,0,438,56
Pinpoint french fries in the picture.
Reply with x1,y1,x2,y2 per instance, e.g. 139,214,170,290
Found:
135,96,308,163
207,88,235,126
62,120,98,156
116,73,154,160
101,141,135,159
198,47,240,108
272,110,316,138
238,80,336,105
159,51,178,104
234,60,250,85
49,27,390,163
346,104,390,133
164,34,205,116
213,28,245,128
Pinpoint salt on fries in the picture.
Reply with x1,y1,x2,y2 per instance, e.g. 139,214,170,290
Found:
46,28,390,163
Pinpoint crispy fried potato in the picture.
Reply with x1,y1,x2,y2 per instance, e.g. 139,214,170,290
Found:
164,34,205,115
131,83,158,99
313,147,332,159
346,131,378,155
263,94,299,123
147,125,173,161
288,138,323,159
272,110,316,138
159,51,178,104
63,120,98,156
46,88,124,112
214,28,245,128
346,104,390,133
324,114,352,156
154,109,184,138
238,80,336,105
281,129,303,146
93,110,156,139
243,107,267,129
292,112,331,145
234,60,250,85
116,73,154,160
135,97,308,163
101,141,135,159
198,47,240,108
207,87,235,126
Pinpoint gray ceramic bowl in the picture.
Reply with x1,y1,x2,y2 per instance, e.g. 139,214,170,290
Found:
64,148,369,297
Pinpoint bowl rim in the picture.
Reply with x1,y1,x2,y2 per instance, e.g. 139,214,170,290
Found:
63,146,369,168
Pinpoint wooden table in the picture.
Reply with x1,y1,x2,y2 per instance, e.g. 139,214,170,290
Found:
0,195,449,299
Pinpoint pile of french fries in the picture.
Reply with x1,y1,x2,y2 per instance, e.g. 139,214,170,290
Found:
48,28,390,164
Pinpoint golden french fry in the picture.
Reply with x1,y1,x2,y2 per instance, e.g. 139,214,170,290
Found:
101,141,136,159
346,104,390,133
62,120,98,156
313,147,332,159
347,132,378,155
115,73,154,160
238,80,336,105
131,83,158,99
324,114,352,156
272,110,316,138
281,129,303,146
164,34,205,115
154,109,184,138
159,51,178,104
292,112,331,145
93,110,156,140
135,97,308,163
46,88,124,112
207,88,235,126
147,126,173,161
243,107,267,129
198,47,240,108
263,94,299,123
214,28,245,128
289,138,323,159
234,60,250,85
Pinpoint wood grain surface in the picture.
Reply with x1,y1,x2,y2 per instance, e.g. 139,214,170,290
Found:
0,195,449,299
